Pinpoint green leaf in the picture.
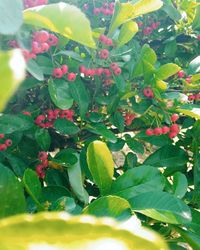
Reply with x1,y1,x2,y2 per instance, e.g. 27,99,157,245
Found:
54,118,80,135
26,59,44,81
0,49,25,111
48,79,74,110
175,227,200,250
69,78,89,118
177,107,200,120
172,172,188,199
87,141,114,195
126,139,145,155
54,149,78,167
111,112,125,133
110,165,165,200
155,63,181,80
41,186,71,204
35,128,51,151
192,2,200,29
117,21,138,47
67,154,89,204
129,191,191,224
188,56,200,74
0,165,26,218
0,212,169,250
162,2,181,21
23,169,44,211
83,196,132,220
144,145,188,169
0,114,33,134
0,0,23,34
50,197,77,213
132,44,157,78
109,0,163,34
86,123,117,143
23,3,96,48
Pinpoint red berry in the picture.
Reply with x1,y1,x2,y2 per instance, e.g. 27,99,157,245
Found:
95,68,104,76
99,49,109,59
177,70,185,78
79,65,86,74
110,63,119,71
22,111,31,116
197,35,200,41
154,127,163,136
33,30,49,43
146,129,154,136
171,114,179,123
143,27,153,36
105,38,113,46
38,151,48,161
93,8,101,15
168,132,177,139
143,87,154,98
47,34,58,46
162,126,170,134
53,109,61,119
195,93,200,100
103,68,112,77
103,78,113,86
0,134,5,139
0,144,7,151
41,42,50,53
113,67,122,76
53,68,63,78
138,21,143,28
36,164,45,179
61,65,68,74
35,115,45,125
67,72,76,82
99,34,107,43
5,139,12,147
32,41,42,54
188,95,195,101
170,124,180,133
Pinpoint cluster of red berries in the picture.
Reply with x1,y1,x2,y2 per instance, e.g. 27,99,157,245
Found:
93,2,115,16
23,0,48,9
52,65,76,82
99,49,109,59
146,114,180,139
124,113,135,126
188,93,200,101
36,151,48,178
99,34,113,46
0,134,12,151
177,70,192,83
35,109,74,128
138,21,160,36
143,87,154,98
9,30,58,62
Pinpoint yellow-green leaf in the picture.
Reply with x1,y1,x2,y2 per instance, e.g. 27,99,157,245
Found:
0,212,169,250
87,141,114,195
177,108,200,120
117,21,138,47
23,3,96,48
155,63,181,80
0,49,25,112
109,0,163,34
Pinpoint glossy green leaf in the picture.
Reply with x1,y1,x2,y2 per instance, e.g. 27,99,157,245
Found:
69,78,89,118
110,165,165,200
23,169,44,210
155,63,181,80
54,119,80,135
83,196,132,220
144,145,188,169
126,139,144,155
132,44,157,78
0,114,33,134
67,154,89,204
0,49,25,111
117,21,138,47
109,0,163,34
130,191,191,224
172,172,188,199
0,212,169,250
0,165,26,218
175,227,200,250
54,149,78,167
50,197,77,213
162,2,181,21
41,186,71,204
35,128,51,151
26,59,44,81
48,79,73,110
23,3,96,48
86,123,117,143
177,107,200,120
188,56,200,74
87,141,114,195
0,0,23,34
